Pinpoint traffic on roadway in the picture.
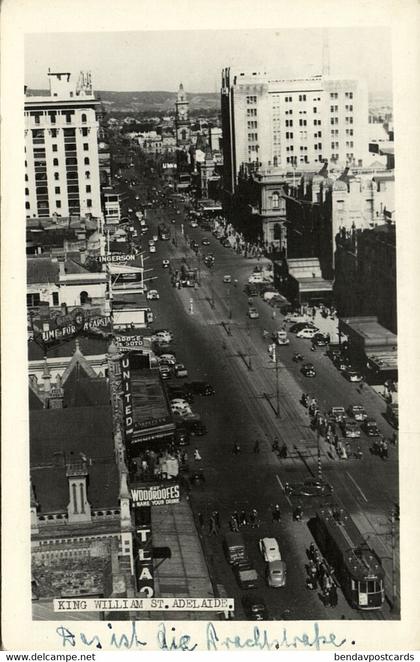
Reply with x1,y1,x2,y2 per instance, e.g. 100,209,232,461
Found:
113,154,399,621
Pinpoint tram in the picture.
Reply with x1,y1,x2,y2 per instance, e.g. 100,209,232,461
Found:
313,506,385,610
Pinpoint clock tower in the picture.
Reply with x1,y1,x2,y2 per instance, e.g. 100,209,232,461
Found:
175,83,190,149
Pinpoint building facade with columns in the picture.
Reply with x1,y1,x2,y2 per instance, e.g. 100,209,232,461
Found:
25,71,102,220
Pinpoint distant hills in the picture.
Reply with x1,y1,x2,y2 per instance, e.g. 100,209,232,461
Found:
97,90,220,114
26,88,391,115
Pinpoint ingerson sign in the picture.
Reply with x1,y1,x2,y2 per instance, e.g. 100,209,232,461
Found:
131,484,180,507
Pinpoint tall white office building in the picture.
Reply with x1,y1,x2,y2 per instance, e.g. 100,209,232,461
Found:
25,71,102,219
221,68,369,194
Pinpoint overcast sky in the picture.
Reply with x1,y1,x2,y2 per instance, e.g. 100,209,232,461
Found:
25,27,392,96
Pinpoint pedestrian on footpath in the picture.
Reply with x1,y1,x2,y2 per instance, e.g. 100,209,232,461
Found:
233,511,240,529
329,584,338,607
213,511,221,530
209,516,218,536
253,440,260,454
233,442,241,455
198,512,204,529
240,510,248,526
194,448,202,462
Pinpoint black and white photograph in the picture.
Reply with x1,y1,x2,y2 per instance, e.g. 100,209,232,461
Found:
2,0,419,653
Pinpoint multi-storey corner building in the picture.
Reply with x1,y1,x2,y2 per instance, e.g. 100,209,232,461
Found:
25,71,102,219
221,68,369,195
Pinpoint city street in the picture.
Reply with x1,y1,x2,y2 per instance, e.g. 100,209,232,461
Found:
116,165,399,620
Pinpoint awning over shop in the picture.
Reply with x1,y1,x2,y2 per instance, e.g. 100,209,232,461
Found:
366,351,398,373
108,263,143,275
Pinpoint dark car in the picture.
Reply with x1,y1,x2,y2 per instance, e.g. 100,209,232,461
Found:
245,284,259,297
185,420,207,436
342,368,364,382
313,333,329,346
174,426,190,446
241,595,269,620
289,322,318,334
287,479,334,497
184,381,215,396
167,387,194,404
301,362,316,377
363,417,380,436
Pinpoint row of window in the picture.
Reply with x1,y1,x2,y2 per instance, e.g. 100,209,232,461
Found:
26,197,92,210
330,91,354,99
247,108,257,117
29,111,89,125
248,133,258,142
26,184,91,195
246,96,257,104
247,120,258,129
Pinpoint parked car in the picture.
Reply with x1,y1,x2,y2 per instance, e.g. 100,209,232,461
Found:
329,406,346,422
341,419,361,438
266,560,287,588
363,417,380,436
146,289,159,300
233,561,259,590
248,307,259,319
241,595,269,620
290,322,318,333
259,538,281,563
170,403,192,415
386,402,399,429
223,274,232,284
296,327,319,339
273,330,290,345
170,398,191,408
162,259,170,268
159,353,177,366
343,368,364,382
174,426,189,446
245,284,259,297
173,363,188,378
313,332,329,346
167,388,194,404
201,239,210,246
184,420,207,436
184,381,215,396
301,362,316,377
153,329,173,343
347,404,367,421
223,532,247,564
158,365,171,380
149,244,156,253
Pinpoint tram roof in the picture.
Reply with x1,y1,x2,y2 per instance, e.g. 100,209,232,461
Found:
317,507,385,581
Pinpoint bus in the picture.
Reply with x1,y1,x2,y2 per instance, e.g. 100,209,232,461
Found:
312,506,385,610
158,223,170,240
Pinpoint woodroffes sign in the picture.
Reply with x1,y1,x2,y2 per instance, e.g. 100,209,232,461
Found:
130,484,180,507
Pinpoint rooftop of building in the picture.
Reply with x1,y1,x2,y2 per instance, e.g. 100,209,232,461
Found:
339,316,397,343
27,258,59,284
130,366,172,430
30,404,118,513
